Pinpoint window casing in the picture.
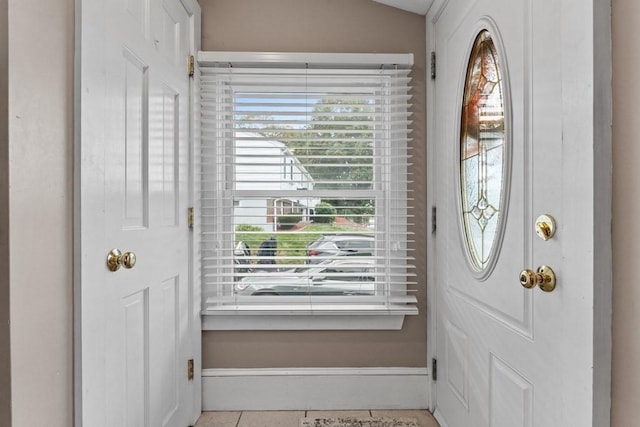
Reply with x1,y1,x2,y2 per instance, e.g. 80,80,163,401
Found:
198,52,416,330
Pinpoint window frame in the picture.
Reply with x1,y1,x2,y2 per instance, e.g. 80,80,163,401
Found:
198,51,417,330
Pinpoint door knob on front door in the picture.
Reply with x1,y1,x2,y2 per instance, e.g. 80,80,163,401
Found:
519,265,556,292
106,249,137,272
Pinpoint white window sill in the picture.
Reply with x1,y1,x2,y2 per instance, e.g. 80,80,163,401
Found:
201,305,418,330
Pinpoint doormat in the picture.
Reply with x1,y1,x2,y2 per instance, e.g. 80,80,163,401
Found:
300,417,419,427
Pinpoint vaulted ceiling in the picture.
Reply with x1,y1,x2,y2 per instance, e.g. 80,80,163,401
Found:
371,0,433,15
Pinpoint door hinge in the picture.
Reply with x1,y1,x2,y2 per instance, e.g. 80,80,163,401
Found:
430,51,436,79
432,358,438,381
187,359,195,381
431,206,437,234
187,207,194,230
187,55,195,78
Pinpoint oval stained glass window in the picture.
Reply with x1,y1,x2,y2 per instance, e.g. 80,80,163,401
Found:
460,30,507,272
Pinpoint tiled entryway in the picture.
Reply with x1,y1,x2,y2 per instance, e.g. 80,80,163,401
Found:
195,410,440,427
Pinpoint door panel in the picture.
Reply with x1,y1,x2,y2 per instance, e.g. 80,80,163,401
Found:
122,50,149,229
122,290,148,427
489,354,533,427
429,0,610,426
154,276,180,426
159,86,179,226
444,320,468,409
77,0,199,425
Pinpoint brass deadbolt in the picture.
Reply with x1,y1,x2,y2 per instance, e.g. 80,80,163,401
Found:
535,214,556,241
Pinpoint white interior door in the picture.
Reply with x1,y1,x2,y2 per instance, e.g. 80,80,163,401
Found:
76,0,201,425
428,0,611,426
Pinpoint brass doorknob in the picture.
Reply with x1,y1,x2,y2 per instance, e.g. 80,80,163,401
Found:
107,249,137,272
519,265,556,292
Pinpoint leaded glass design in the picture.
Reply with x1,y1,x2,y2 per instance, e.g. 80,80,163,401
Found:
460,30,506,271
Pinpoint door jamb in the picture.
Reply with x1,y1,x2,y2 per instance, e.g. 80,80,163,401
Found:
182,0,202,423
424,0,441,414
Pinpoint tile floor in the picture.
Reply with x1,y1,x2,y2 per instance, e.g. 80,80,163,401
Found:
195,410,440,427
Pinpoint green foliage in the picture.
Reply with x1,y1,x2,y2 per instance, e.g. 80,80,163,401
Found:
323,198,374,225
277,215,302,224
235,225,269,255
301,223,363,233
286,99,374,192
274,232,316,263
313,202,336,224
236,224,263,232
234,223,364,265
277,215,302,230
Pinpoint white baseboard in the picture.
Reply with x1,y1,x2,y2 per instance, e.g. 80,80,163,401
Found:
202,367,430,411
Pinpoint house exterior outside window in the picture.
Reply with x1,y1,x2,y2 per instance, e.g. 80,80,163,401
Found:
233,132,318,232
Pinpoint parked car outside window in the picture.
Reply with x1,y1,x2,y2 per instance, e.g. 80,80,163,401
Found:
306,233,374,264
234,259,375,296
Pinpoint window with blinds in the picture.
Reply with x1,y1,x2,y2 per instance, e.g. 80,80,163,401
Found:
198,52,417,327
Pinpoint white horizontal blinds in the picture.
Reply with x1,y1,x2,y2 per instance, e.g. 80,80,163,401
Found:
200,53,416,315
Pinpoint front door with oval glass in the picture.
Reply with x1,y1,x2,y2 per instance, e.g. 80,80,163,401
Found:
430,0,610,426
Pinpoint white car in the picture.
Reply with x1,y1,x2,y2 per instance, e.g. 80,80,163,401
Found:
306,233,375,264
234,259,375,296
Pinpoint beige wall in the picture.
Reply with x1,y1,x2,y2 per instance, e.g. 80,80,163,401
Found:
4,0,75,425
199,0,428,369
0,0,10,425
612,0,640,425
